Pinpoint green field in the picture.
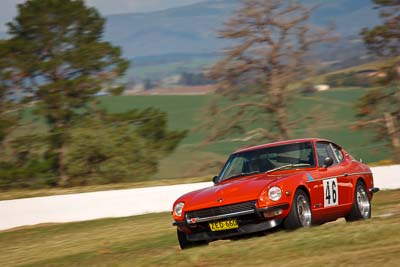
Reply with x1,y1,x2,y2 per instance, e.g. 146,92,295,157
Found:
15,87,391,181
97,88,390,179
0,190,399,266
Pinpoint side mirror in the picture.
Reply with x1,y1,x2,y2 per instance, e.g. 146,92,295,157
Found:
323,157,334,168
212,176,219,184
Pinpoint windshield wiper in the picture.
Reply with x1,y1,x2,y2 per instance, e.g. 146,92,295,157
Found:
224,171,261,181
265,163,310,174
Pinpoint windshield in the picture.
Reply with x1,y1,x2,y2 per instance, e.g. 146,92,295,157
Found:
218,142,315,182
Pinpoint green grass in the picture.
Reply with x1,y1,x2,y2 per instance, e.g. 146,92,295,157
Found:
0,190,399,267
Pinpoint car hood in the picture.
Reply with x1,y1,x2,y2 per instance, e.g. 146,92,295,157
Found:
180,173,282,212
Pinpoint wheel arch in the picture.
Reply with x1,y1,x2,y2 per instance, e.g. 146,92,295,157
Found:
296,184,311,200
295,185,311,202
356,176,366,186
355,176,373,199
354,176,366,195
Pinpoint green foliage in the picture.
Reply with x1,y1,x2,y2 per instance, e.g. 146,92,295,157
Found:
0,0,129,182
361,0,400,57
358,0,400,162
64,109,186,186
105,108,187,153
0,1,188,188
0,158,57,190
0,117,14,143
65,120,152,185
0,133,57,189
300,82,317,96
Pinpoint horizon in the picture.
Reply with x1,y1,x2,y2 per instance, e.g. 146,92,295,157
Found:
0,0,206,32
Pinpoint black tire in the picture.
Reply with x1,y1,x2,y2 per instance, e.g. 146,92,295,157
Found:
283,189,312,230
177,229,208,250
345,181,371,222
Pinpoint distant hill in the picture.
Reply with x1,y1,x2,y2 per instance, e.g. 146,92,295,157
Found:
104,0,239,58
103,0,380,81
104,0,380,59
1,0,381,81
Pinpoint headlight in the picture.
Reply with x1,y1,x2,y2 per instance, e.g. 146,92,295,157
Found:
268,186,282,201
173,202,184,217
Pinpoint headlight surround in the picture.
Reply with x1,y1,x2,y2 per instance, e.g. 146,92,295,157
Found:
173,202,185,217
268,186,282,201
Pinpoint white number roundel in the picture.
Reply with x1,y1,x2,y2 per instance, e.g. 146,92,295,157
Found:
323,178,338,207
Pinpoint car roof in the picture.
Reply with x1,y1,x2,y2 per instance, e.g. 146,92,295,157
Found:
234,138,334,154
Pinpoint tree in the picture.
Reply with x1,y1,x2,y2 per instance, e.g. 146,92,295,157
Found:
0,40,18,147
65,109,187,185
357,0,400,162
205,0,331,144
0,0,129,184
361,0,400,57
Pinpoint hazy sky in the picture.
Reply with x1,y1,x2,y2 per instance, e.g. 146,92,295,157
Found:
0,0,204,32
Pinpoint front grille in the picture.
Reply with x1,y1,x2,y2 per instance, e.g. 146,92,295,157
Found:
186,200,257,220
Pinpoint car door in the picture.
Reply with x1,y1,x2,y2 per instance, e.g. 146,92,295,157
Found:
309,141,347,220
329,143,353,207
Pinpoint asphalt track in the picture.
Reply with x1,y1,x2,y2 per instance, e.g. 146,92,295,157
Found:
0,165,399,231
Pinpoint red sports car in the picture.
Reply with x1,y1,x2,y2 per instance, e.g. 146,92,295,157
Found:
172,138,379,249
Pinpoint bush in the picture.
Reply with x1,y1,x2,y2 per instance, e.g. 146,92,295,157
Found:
65,120,157,185
300,82,318,95
0,158,57,189
64,111,186,186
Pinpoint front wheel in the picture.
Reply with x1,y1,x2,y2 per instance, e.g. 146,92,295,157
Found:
283,189,312,230
177,229,208,250
346,181,371,221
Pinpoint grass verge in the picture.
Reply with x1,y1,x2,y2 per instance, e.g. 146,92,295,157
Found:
0,175,212,201
0,190,399,267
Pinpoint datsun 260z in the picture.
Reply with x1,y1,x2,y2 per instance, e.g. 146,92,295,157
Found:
172,138,379,249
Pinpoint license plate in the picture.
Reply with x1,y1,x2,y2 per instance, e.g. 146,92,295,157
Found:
209,219,238,231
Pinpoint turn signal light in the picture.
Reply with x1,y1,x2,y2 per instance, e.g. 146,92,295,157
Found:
263,209,283,218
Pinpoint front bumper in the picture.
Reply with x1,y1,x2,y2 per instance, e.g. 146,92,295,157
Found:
186,219,281,242
172,203,289,241
369,187,379,194
172,203,290,226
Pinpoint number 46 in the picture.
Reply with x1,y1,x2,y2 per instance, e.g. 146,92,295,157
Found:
323,178,338,207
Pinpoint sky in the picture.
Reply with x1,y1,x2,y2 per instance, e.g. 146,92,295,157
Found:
0,0,205,32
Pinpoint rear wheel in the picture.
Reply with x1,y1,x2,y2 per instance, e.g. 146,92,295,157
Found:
346,181,371,221
283,189,312,230
177,229,208,250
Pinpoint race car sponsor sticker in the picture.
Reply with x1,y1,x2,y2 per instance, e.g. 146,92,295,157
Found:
323,177,338,207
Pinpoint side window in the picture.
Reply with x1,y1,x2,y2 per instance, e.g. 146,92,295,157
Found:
331,144,344,163
316,142,338,167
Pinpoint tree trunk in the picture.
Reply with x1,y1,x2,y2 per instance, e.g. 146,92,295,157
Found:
57,144,69,186
384,112,400,163
276,106,290,140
